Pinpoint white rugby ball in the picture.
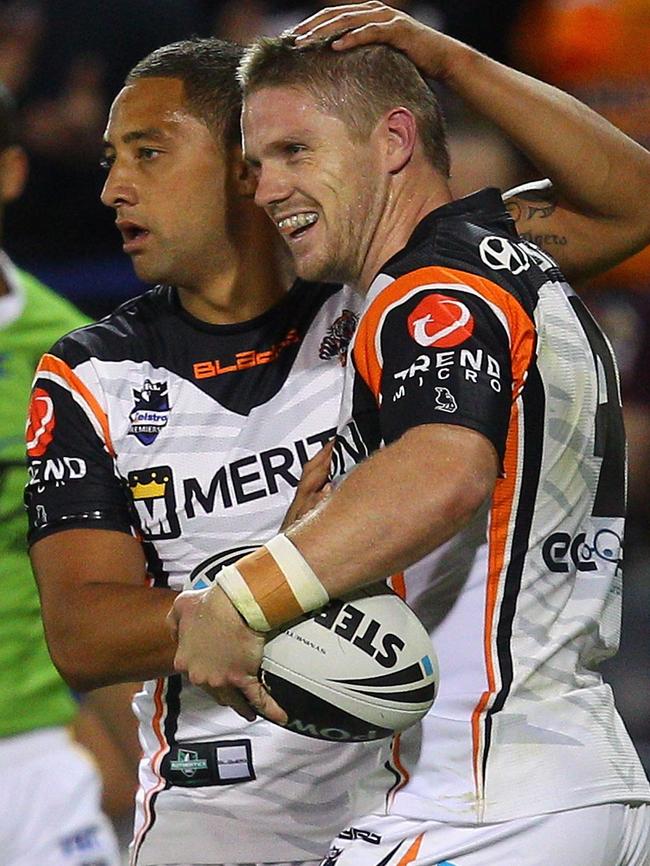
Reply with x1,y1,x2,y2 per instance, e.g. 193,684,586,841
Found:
260,586,438,742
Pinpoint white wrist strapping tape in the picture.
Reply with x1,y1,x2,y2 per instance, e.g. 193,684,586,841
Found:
216,533,329,632
217,562,272,632
265,533,330,613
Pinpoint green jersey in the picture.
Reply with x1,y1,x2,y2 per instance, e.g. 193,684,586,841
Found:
0,255,89,736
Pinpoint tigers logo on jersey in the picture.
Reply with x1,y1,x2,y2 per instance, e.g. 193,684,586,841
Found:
319,309,359,366
408,294,474,349
26,387,56,457
128,379,170,445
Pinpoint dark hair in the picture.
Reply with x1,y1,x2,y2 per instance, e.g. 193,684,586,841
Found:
0,83,18,152
238,35,450,177
127,38,245,147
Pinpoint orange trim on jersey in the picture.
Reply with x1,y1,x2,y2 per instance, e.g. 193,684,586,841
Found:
387,732,411,810
36,353,115,456
470,401,521,795
396,833,425,865
353,266,535,401
389,572,406,599
131,678,169,864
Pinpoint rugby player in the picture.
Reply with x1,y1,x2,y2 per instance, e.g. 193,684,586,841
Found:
170,6,650,865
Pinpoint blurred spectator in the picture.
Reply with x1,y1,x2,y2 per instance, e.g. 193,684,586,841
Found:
0,80,127,865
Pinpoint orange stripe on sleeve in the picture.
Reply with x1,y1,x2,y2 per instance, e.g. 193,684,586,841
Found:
37,353,115,456
353,266,535,401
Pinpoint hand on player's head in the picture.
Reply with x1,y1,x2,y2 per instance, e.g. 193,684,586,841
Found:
290,2,450,81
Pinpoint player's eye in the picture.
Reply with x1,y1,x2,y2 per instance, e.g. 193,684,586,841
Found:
99,154,114,170
137,147,161,161
286,143,307,156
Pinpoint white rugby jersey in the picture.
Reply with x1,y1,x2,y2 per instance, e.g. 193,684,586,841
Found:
331,189,650,825
25,282,382,865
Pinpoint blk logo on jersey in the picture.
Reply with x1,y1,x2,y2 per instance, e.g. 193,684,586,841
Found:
192,329,300,379
128,380,170,445
320,308,359,366
26,387,56,457
408,294,474,349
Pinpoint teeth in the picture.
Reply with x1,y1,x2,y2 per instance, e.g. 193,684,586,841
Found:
277,212,317,231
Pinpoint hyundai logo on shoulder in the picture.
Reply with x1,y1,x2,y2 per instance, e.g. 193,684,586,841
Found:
479,236,531,275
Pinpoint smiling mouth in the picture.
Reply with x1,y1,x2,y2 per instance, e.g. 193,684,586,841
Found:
276,212,318,240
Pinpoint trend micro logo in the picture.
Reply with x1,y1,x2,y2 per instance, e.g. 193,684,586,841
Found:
26,387,56,457
408,294,474,349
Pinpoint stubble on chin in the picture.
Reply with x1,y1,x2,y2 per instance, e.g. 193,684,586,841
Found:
292,249,353,286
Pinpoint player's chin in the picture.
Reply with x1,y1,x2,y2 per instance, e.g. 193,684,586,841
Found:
291,251,336,284
130,257,165,285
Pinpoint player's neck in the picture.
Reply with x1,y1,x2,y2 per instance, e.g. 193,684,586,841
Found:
357,167,453,295
178,213,291,325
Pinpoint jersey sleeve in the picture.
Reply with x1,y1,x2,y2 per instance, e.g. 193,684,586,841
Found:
352,265,536,462
25,350,133,545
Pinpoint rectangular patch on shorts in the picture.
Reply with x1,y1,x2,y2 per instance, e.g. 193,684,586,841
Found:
162,738,255,787
213,739,255,782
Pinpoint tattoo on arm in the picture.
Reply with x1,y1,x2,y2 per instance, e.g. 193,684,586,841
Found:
527,201,557,220
505,187,559,226
504,182,569,252
504,199,523,224
519,231,568,247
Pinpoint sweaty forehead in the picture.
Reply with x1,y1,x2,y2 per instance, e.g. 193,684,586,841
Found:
242,85,338,149
104,77,196,140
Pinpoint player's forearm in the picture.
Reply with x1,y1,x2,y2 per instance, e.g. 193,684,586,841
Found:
45,583,177,690
287,425,497,601
443,41,650,230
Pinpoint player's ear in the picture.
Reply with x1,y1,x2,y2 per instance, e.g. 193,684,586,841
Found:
230,145,258,198
0,145,28,204
381,107,417,175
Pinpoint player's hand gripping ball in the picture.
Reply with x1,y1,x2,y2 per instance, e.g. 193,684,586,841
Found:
260,585,438,741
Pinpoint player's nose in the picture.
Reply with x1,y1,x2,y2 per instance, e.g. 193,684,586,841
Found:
253,164,292,210
100,162,137,209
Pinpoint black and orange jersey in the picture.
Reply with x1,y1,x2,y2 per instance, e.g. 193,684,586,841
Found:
24,281,383,866
333,189,650,823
